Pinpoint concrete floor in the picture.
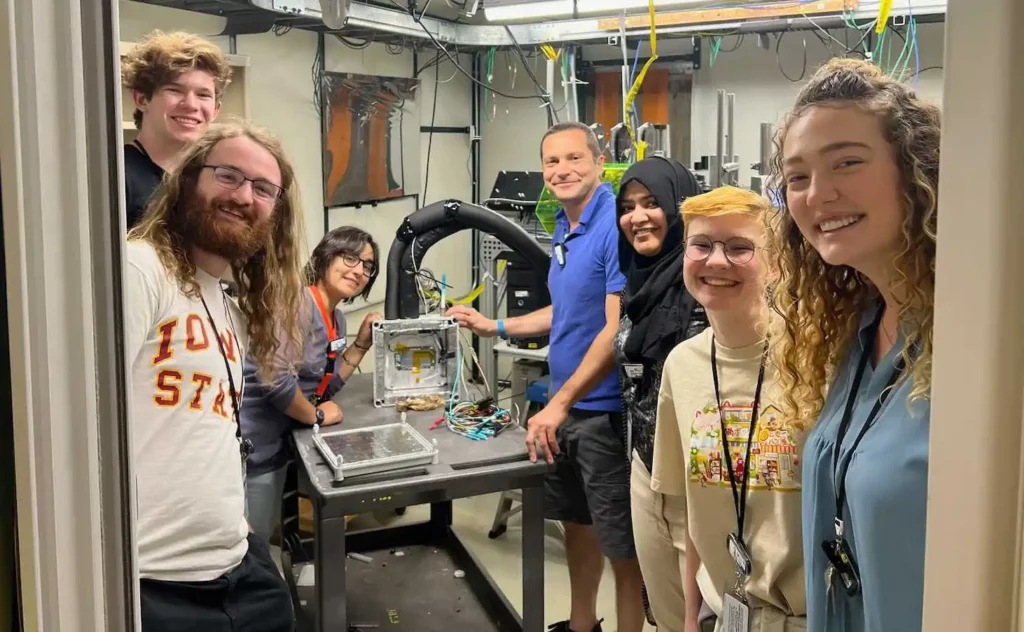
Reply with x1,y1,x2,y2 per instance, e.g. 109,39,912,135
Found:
343,493,657,632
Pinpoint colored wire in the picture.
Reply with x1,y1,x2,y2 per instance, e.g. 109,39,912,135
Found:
444,343,515,440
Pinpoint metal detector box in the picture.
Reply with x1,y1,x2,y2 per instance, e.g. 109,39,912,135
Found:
312,417,439,482
372,316,460,408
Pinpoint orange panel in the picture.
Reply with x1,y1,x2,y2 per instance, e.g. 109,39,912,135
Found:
367,103,388,199
598,0,857,31
325,85,353,205
594,71,623,149
639,68,669,125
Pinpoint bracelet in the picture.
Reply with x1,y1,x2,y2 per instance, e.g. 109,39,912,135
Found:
496,319,507,339
340,351,360,368
353,340,371,351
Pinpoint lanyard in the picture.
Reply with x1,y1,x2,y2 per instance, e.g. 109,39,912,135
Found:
711,336,769,553
198,290,252,463
309,285,339,400
831,305,905,539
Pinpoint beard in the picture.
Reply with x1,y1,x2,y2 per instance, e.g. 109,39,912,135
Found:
179,188,273,263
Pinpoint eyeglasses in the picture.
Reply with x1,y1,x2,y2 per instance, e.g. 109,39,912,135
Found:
340,253,377,277
203,165,284,203
684,236,757,265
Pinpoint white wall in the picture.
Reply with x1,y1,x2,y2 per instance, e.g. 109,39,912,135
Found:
118,1,474,369
479,52,552,201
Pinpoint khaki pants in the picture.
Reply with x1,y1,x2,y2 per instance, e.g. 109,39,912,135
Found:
711,608,807,632
630,453,689,632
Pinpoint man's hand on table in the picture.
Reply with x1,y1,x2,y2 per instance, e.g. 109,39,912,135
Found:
525,402,568,464
317,400,344,426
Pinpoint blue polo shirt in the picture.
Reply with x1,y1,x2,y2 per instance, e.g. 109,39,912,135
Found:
548,183,625,412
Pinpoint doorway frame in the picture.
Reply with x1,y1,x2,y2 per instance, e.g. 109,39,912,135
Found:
0,0,136,629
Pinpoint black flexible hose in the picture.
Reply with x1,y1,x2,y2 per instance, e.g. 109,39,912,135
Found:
385,199,550,319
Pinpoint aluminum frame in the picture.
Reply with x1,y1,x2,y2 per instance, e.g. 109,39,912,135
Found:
311,419,440,482
371,316,461,407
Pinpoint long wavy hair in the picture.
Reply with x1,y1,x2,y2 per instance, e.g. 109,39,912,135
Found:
766,58,941,425
128,119,308,382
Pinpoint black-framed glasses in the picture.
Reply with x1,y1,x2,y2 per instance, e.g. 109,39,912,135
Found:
203,165,284,203
684,235,757,265
340,253,377,277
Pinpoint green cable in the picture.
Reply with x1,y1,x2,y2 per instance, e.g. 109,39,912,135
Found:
895,18,916,81
483,47,496,118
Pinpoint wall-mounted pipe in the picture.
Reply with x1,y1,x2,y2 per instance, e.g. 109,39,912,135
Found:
759,122,773,176
568,47,580,122
714,89,724,188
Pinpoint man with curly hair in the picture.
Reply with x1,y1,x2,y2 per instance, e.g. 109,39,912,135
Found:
125,119,307,631
121,30,232,229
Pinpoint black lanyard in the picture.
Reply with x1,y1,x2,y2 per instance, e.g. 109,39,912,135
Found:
831,306,905,538
198,291,253,463
711,336,769,553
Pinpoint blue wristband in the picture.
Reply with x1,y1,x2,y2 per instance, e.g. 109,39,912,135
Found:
496,319,507,339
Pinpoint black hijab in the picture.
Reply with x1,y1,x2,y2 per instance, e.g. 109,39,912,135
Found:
616,156,703,365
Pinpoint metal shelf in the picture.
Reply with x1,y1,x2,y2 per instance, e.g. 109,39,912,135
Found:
133,0,947,49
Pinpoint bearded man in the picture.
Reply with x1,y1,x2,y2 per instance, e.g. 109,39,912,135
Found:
124,120,307,632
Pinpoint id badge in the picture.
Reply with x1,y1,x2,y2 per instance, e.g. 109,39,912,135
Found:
329,337,347,353
821,538,862,596
721,589,751,632
554,244,566,267
727,532,753,577
623,363,644,380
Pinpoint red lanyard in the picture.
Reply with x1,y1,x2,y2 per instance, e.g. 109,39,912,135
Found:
309,285,338,399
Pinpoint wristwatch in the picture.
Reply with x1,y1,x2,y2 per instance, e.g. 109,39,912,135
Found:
314,408,325,426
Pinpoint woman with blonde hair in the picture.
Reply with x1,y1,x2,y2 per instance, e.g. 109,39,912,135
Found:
651,185,807,632
768,58,940,631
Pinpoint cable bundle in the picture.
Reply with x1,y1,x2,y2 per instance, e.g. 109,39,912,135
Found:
445,398,515,441
441,336,517,440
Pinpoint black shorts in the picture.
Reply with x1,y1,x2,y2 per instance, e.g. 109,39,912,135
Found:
545,408,636,559
140,534,295,632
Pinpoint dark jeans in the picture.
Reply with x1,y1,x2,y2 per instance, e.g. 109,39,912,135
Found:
140,534,294,632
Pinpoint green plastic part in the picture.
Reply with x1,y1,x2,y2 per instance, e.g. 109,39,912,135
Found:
534,163,630,235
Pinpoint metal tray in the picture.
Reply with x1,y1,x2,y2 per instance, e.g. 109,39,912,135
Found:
312,419,439,482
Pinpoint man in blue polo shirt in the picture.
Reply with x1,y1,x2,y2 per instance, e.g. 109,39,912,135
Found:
447,121,643,632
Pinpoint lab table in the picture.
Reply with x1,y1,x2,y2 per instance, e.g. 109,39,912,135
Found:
288,373,549,632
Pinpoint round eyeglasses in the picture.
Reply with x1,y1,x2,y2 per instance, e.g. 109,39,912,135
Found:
684,236,757,265
203,165,284,203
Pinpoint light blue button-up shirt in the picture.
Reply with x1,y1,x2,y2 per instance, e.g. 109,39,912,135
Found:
802,306,930,632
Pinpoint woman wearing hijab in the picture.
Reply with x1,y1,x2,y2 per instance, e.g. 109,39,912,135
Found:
614,156,707,632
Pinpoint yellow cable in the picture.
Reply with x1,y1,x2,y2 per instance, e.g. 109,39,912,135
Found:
624,0,658,161
427,260,507,306
875,0,892,33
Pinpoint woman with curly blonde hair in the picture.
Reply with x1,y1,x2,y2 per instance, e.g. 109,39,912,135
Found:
768,58,939,631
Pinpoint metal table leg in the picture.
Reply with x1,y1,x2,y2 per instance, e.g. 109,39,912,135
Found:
314,499,348,632
521,484,545,631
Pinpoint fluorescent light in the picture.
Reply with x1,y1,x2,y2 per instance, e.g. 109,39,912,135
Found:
483,0,575,21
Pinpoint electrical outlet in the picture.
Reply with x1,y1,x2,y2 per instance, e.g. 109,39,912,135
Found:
608,35,618,46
